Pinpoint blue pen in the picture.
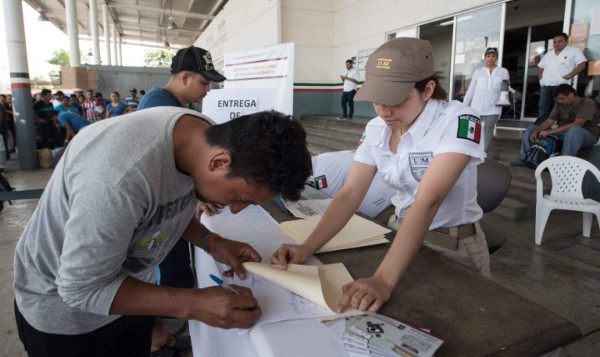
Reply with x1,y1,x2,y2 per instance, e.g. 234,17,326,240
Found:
209,274,240,295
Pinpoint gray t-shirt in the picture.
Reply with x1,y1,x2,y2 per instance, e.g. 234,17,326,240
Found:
14,107,212,334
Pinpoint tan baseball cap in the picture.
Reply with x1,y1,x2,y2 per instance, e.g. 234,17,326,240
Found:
355,37,435,106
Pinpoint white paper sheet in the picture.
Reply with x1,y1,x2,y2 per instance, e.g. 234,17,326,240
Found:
192,205,381,357
196,205,353,327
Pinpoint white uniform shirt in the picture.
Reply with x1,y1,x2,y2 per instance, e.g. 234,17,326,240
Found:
538,45,587,86
463,66,509,116
343,67,359,92
310,150,395,218
354,99,485,229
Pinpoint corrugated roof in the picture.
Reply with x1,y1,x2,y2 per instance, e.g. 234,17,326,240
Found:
24,0,228,49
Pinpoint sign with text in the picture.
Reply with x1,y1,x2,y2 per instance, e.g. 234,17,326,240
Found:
202,88,276,124
223,43,294,115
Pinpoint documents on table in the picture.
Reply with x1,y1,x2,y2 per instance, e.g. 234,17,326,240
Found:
197,205,359,327
243,262,354,312
209,259,359,327
280,214,391,252
282,198,332,218
324,314,444,357
250,319,348,357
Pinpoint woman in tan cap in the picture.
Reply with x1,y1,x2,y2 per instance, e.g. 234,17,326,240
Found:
272,37,488,313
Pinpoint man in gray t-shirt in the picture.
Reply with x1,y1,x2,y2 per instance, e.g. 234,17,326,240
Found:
13,107,312,356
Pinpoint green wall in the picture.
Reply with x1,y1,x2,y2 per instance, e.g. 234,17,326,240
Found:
293,89,376,118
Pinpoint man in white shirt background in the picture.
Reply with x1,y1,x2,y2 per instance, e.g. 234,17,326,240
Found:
339,59,359,120
535,32,587,125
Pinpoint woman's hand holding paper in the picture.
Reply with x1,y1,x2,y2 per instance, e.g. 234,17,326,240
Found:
336,276,392,313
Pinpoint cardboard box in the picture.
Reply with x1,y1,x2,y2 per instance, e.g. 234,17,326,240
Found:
87,69,99,89
60,67,99,89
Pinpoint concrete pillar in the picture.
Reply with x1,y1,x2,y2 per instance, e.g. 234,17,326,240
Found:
65,0,81,67
117,36,123,66
102,4,111,65
111,23,117,65
2,0,38,169
89,0,100,65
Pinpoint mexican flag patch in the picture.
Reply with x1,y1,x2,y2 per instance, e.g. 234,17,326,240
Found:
314,175,328,189
457,114,481,143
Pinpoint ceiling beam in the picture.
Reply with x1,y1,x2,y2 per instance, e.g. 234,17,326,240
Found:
107,2,215,20
118,21,200,34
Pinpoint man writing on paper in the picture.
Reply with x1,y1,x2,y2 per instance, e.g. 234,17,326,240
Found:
137,46,227,354
13,108,312,356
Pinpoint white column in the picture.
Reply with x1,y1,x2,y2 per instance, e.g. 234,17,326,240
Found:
118,36,123,66
65,0,81,66
2,0,38,169
89,0,100,64
111,23,118,65
102,4,111,65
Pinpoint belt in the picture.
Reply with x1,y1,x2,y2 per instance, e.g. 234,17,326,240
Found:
433,223,476,239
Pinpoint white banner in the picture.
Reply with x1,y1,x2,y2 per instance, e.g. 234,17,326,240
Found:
224,43,294,115
202,88,276,124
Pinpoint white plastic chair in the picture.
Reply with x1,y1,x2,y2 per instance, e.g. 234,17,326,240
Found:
535,156,600,245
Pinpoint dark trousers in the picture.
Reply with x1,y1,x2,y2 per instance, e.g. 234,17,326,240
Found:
159,238,194,288
14,300,155,357
38,123,61,149
0,125,9,160
341,90,356,119
534,85,556,125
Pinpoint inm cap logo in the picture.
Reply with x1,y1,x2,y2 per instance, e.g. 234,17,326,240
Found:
375,58,392,70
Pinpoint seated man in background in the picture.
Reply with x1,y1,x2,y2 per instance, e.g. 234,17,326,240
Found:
511,84,599,166
309,150,395,222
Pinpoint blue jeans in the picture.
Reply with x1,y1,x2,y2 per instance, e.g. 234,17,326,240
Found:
534,86,556,125
519,125,598,160
341,90,356,118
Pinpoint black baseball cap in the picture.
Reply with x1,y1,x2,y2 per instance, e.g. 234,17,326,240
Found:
170,46,226,83
485,47,499,56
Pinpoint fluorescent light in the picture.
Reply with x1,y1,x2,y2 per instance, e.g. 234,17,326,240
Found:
167,16,178,30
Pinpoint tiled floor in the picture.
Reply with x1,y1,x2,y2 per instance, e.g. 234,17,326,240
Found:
2,153,600,356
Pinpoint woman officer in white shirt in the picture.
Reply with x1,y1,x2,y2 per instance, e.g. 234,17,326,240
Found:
463,47,510,152
271,37,488,313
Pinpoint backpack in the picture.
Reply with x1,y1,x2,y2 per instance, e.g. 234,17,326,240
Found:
524,135,561,169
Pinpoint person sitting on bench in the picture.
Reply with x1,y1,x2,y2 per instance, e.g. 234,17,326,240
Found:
511,84,599,166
